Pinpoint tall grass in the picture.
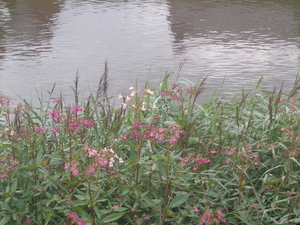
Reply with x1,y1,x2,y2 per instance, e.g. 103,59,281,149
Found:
0,66,300,225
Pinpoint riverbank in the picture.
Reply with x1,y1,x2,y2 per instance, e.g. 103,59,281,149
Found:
0,71,300,225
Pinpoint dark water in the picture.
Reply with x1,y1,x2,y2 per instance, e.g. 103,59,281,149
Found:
0,0,300,103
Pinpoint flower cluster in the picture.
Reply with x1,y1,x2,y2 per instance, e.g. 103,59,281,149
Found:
160,83,203,101
0,156,19,179
123,121,185,145
47,110,62,122
0,92,11,108
199,209,226,225
83,147,124,175
118,86,156,110
18,215,31,224
66,212,87,225
64,161,79,176
192,155,211,171
226,145,260,166
67,118,97,131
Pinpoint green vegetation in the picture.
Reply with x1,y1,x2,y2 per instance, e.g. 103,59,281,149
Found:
0,65,300,224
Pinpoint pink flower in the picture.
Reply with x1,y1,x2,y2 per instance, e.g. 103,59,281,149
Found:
0,174,6,179
144,215,151,220
253,204,259,209
25,218,31,224
72,169,79,176
77,221,87,225
181,158,189,163
51,127,58,134
194,207,200,212
53,98,61,103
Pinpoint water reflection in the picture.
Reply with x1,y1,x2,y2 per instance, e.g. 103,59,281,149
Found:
0,0,299,103
168,0,300,52
0,0,61,61
167,0,300,93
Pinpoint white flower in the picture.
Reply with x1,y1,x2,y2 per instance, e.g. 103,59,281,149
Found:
122,103,127,109
144,88,154,95
126,96,132,101
118,94,124,99
130,91,136,97
129,86,135,90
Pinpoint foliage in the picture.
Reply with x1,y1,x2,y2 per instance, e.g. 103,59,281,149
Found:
0,68,300,225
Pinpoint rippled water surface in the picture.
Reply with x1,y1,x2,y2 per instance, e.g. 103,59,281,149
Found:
0,0,300,102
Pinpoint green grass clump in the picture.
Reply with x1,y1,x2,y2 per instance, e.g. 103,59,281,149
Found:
0,65,300,225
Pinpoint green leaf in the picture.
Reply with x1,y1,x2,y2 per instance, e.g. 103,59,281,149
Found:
141,195,158,209
11,179,17,193
103,212,126,223
169,194,189,208
74,207,90,220
71,200,86,206
92,187,105,200
0,217,11,225
157,161,167,178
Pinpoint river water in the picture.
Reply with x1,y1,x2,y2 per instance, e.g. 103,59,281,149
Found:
0,0,300,103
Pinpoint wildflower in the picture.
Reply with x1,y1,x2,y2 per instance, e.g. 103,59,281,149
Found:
78,221,87,225
25,218,31,224
194,207,200,213
130,91,136,96
290,97,297,103
113,205,120,209
51,127,58,134
71,105,83,115
66,212,80,224
144,215,151,220
72,169,79,176
228,149,235,155
129,86,135,90
253,204,259,209
181,158,189,163
169,138,177,145
66,199,71,206
143,88,154,95
210,149,218,154
265,185,272,190
0,174,6,179
279,97,285,102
